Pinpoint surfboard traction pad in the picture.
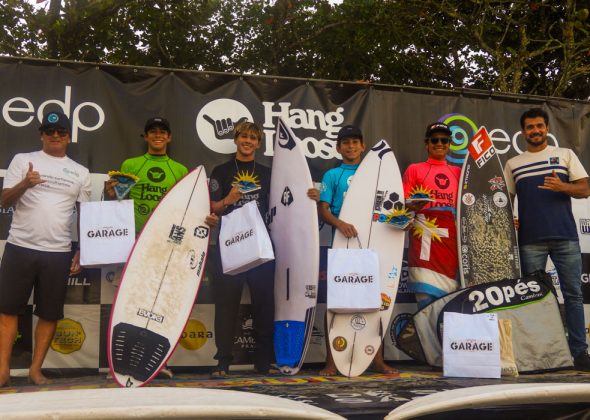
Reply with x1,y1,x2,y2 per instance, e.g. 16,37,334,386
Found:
111,322,171,382
458,137,520,287
459,192,520,285
274,307,315,372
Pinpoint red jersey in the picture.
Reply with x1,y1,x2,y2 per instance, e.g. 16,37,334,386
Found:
402,158,461,211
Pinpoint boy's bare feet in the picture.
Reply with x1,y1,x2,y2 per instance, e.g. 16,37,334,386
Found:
0,370,10,387
28,370,50,385
319,362,339,376
371,360,398,375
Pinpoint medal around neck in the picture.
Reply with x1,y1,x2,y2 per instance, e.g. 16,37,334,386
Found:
108,171,139,200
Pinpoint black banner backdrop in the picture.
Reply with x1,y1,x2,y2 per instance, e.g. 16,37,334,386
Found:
1,56,590,371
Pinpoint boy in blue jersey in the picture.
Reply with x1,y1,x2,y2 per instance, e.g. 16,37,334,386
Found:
318,125,396,376
504,108,590,371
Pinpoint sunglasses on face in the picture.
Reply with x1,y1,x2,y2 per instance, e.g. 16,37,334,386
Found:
43,128,69,137
429,137,451,145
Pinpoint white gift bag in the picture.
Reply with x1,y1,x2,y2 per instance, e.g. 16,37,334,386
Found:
80,200,135,266
327,246,381,313
219,201,275,275
443,312,501,378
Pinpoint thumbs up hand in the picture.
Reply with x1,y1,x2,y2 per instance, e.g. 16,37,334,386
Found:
25,162,45,188
539,170,564,192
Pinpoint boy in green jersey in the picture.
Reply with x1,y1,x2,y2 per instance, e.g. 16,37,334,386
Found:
105,117,217,379
106,117,188,233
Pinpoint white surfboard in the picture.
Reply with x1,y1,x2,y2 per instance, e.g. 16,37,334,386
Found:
108,166,210,387
386,383,590,420
269,118,320,375
0,388,344,419
328,140,405,377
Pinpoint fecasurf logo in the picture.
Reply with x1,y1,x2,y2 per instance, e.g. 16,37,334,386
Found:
1,86,105,143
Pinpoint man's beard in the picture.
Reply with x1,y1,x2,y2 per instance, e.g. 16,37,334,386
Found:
525,133,546,147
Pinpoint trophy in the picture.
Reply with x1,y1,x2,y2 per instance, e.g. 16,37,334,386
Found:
108,171,139,200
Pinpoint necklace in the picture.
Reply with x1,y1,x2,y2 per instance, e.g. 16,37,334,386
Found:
234,158,255,174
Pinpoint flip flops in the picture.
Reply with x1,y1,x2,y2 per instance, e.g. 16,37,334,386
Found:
210,364,229,378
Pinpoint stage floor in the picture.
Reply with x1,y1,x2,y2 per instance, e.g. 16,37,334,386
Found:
1,363,590,419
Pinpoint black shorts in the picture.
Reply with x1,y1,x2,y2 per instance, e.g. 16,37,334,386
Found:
0,243,71,320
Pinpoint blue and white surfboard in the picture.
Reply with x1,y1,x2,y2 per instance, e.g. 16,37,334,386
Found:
268,118,320,375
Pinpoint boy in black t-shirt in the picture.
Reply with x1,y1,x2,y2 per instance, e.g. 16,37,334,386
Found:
208,121,275,376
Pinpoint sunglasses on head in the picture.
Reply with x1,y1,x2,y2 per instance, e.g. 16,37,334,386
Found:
429,137,451,145
43,128,69,137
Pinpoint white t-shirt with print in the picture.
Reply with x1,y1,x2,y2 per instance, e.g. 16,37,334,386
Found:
4,150,91,252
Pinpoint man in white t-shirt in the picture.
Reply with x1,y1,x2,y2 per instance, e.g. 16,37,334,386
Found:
0,111,91,386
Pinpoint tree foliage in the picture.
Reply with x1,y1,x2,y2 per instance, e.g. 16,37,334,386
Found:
0,0,589,99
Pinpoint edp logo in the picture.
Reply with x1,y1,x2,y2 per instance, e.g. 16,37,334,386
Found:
2,86,105,143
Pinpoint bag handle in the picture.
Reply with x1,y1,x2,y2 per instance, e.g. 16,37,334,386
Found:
347,235,363,249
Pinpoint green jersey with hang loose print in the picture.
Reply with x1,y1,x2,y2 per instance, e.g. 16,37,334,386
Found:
121,153,188,234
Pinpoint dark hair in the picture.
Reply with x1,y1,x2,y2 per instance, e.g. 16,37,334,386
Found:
520,108,549,129
336,125,363,146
